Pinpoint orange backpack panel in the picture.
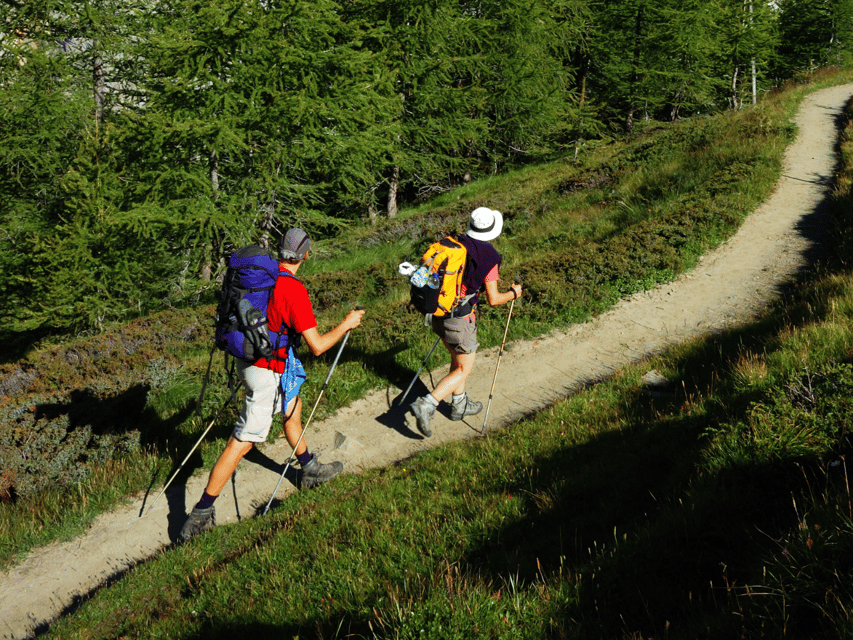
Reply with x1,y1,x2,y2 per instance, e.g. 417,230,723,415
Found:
410,236,467,316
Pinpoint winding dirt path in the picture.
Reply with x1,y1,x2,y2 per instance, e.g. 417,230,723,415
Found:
2,83,851,640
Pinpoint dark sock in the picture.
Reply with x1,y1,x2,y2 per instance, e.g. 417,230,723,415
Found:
297,450,313,466
195,491,217,510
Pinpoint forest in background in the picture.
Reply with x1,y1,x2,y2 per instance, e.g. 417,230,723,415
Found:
2,0,852,333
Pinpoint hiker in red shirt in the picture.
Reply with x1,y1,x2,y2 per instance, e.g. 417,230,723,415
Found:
181,229,364,541
408,207,521,437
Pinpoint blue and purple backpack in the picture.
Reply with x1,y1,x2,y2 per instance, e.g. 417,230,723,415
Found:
214,246,294,363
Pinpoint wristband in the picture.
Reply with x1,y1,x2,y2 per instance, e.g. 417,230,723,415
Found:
512,289,518,300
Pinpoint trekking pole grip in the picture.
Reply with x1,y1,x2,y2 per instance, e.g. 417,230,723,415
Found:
511,275,522,300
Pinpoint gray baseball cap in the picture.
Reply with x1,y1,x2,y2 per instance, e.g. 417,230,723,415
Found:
278,228,311,261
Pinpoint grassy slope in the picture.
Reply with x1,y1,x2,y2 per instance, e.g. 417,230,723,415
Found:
39,74,853,639
3,69,853,638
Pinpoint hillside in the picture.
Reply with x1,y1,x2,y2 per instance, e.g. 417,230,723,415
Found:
0,83,850,640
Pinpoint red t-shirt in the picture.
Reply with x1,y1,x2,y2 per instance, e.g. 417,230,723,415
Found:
255,272,318,373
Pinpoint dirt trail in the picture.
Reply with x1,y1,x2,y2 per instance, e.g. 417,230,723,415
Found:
2,83,851,640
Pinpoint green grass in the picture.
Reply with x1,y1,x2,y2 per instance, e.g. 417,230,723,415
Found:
1,67,852,605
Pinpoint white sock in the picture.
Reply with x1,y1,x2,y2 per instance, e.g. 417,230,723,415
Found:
452,393,466,405
425,394,439,407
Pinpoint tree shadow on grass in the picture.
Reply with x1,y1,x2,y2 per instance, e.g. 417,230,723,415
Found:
462,418,802,638
451,312,846,638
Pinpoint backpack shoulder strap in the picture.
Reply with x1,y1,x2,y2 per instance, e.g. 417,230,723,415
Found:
278,268,300,283
270,267,301,335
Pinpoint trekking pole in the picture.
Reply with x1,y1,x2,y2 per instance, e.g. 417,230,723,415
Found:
398,335,442,406
481,279,520,433
262,324,353,516
144,381,243,517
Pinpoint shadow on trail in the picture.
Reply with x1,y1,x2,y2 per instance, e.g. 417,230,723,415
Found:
367,339,447,439
786,95,853,285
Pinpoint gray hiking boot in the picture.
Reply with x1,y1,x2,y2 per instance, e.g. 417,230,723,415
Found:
450,395,483,421
409,396,435,437
180,506,215,542
301,455,343,489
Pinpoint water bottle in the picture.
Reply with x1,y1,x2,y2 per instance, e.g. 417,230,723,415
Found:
428,272,440,289
410,265,429,288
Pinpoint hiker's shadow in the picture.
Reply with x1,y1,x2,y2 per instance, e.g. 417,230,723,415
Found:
358,343,414,394
377,375,476,439
160,446,299,542
331,341,430,439
367,342,489,440
375,397,422,439
241,447,301,517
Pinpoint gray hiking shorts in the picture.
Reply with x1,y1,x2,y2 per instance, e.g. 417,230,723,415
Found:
432,312,479,354
232,360,296,442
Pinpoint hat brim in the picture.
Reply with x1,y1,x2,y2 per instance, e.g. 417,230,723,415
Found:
467,209,503,241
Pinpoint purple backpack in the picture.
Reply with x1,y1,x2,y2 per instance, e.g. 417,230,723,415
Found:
214,246,294,362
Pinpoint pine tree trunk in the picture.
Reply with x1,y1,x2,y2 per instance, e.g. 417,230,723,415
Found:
749,1,757,105
751,58,757,105
210,151,219,193
730,66,740,111
386,165,399,218
201,151,220,283
573,74,587,163
93,54,104,124
625,6,643,134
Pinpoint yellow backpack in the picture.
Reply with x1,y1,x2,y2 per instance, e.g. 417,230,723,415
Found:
409,236,467,316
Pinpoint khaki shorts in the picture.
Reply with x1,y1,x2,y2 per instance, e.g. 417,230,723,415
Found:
432,312,479,354
231,360,292,443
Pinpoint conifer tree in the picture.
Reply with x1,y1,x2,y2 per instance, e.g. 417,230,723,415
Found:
776,0,853,73
654,0,723,118
587,0,669,131
473,0,590,163
0,0,128,329
353,0,590,216
713,0,777,111
120,0,396,279
355,0,489,214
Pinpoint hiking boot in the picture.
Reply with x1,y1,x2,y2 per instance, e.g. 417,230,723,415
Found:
409,397,435,437
450,396,483,421
179,506,215,542
301,455,343,489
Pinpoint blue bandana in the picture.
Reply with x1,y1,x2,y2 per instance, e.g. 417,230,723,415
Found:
281,346,306,408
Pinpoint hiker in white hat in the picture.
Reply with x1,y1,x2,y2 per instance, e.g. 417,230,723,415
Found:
409,207,522,436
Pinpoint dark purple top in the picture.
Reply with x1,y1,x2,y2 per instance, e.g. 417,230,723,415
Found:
458,234,502,307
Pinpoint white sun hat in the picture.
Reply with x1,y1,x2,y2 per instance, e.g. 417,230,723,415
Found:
466,207,503,241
